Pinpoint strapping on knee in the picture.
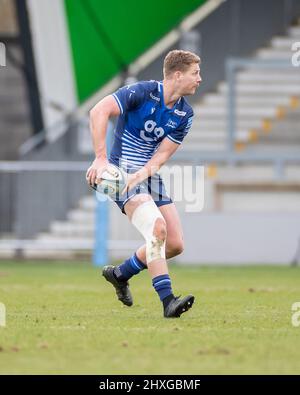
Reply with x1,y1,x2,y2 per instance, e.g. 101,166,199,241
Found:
131,200,166,264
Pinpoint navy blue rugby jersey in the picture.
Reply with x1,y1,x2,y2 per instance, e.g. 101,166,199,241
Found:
110,80,193,170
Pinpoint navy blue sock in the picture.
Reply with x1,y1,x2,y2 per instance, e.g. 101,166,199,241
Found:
113,253,147,281
152,274,174,304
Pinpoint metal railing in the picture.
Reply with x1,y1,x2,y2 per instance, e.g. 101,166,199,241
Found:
224,58,300,178
0,161,90,237
0,161,142,263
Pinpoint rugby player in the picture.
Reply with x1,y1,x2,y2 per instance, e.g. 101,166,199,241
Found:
86,50,201,317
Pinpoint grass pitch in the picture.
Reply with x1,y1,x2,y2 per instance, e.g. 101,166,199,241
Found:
0,261,299,374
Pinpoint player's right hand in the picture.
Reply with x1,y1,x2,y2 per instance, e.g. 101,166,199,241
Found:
85,157,109,187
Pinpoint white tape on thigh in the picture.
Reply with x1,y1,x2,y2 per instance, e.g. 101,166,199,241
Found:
131,200,166,264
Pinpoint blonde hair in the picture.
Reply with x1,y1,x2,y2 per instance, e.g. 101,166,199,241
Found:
163,50,200,78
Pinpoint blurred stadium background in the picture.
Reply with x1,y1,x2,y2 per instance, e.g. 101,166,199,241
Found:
0,0,300,265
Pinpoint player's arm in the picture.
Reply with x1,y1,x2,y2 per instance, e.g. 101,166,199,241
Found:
139,138,179,179
122,138,180,193
86,95,120,186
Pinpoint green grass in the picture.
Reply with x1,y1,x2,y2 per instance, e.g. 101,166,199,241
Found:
0,261,300,374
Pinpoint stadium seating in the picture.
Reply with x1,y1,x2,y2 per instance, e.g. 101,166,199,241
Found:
1,19,300,262
182,23,300,152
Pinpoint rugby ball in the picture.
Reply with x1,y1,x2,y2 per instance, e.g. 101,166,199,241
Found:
96,164,126,196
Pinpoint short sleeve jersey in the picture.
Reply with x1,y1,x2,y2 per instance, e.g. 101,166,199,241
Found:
110,80,194,170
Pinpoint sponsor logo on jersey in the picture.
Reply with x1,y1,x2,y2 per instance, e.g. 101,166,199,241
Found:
150,92,160,102
185,116,193,131
166,119,178,129
174,109,187,116
187,116,193,126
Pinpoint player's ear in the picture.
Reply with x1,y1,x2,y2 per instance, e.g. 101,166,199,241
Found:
174,70,182,81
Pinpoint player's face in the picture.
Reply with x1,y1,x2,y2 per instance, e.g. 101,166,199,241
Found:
177,63,202,95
